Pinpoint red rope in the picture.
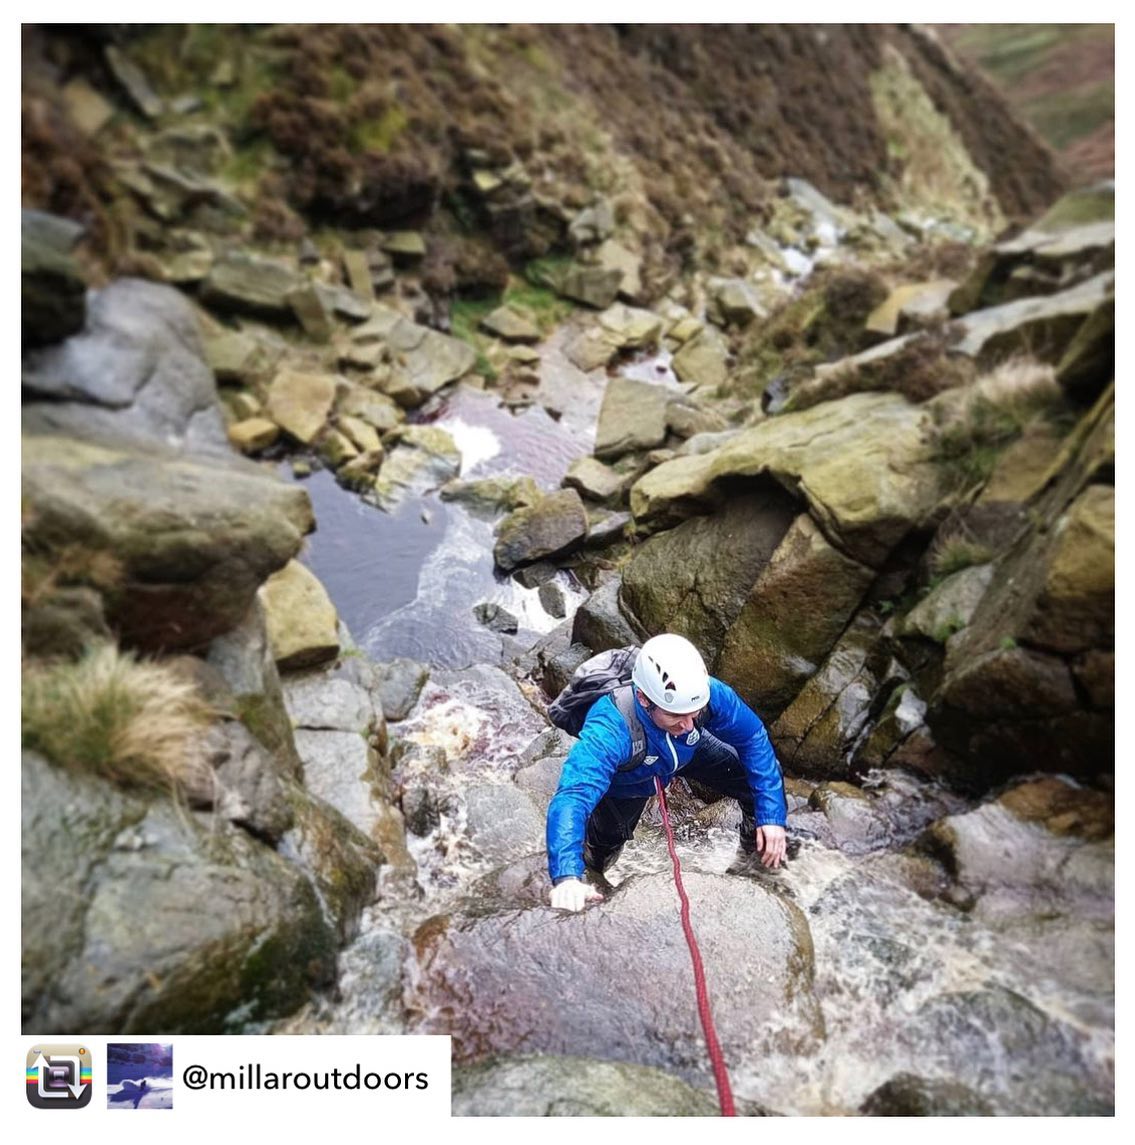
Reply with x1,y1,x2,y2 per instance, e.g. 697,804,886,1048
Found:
654,776,736,1116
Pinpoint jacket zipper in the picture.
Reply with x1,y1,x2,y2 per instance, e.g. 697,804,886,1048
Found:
664,733,679,775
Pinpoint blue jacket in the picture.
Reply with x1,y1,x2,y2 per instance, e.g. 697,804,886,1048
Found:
546,676,786,882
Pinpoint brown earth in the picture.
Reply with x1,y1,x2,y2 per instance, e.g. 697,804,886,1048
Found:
22,24,1067,283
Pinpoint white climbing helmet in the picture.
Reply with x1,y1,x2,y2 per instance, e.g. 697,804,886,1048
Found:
632,633,710,713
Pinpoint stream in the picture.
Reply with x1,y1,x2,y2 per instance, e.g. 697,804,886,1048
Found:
277,327,1113,1117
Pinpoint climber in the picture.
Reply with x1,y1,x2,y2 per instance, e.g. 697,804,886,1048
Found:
546,633,788,911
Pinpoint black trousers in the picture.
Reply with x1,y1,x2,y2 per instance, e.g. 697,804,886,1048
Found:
583,732,757,873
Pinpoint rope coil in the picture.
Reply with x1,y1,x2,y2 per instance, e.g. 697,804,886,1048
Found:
654,775,736,1116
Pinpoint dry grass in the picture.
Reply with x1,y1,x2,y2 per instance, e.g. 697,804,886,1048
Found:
22,644,215,793
930,532,994,579
972,357,1063,427
929,356,1064,489
21,542,125,609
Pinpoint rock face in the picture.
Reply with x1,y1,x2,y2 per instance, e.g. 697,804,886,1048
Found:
717,514,876,716
22,435,313,652
1025,484,1113,654
927,398,1113,785
950,188,1114,314
284,666,410,873
410,871,821,1084
22,751,336,1033
770,621,882,778
620,489,798,666
22,278,230,455
631,392,949,568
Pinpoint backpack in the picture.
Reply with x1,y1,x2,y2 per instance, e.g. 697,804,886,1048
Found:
547,645,648,771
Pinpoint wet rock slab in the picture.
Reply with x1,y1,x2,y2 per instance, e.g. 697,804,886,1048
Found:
410,871,821,1084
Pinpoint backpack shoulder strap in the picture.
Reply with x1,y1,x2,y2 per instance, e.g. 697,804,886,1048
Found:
611,684,648,771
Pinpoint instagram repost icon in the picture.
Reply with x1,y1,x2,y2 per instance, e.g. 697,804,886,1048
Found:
26,1045,92,1108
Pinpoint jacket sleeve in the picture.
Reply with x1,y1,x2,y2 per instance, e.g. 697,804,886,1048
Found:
704,677,787,827
546,698,630,882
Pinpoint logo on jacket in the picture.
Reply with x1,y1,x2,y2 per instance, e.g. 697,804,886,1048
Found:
685,729,701,745
643,755,659,765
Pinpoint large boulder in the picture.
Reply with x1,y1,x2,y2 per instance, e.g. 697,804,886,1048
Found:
22,435,313,652
409,871,821,1085
571,576,642,652
202,718,294,843
21,208,86,346
921,777,1113,919
22,278,230,455
889,985,1112,1115
281,663,411,873
22,751,336,1033
630,392,950,568
493,489,589,571
620,489,798,666
464,784,545,864
281,784,385,942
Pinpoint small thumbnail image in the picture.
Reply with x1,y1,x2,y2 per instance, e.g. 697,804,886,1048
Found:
107,1043,173,1109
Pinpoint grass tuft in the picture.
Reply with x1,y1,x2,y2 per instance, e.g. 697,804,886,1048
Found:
930,532,994,580
929,357,1064,491
22,644,215,793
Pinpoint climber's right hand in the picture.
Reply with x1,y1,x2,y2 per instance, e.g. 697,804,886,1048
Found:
549,877,604,912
